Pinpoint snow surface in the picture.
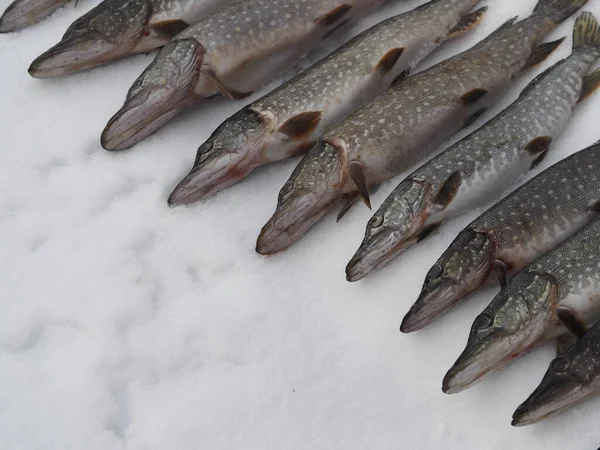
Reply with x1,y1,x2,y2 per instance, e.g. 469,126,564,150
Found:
1,0,600,448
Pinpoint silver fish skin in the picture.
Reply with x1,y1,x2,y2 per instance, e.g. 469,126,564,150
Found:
403,141,600,334
347,11,600,282
167,0,487,206
0,0,72,33
256,0,587,256
28,0,236,78
101,0,387,151
443,217,600,394
513,319,600,426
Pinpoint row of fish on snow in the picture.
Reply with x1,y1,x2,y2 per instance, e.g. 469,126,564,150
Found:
5,0,600,427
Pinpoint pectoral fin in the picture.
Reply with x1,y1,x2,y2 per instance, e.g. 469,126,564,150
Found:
278,112,322,141
204,67,249,100
147,20,189,40
579,69,600,103
417,223,441,243
494,259,508,288
315,3,353,26
447,7,488,39
557,306,588,339
337,193,359,222
522,38,566,71
375,48,404,74
348,161,371,209
433,171,462,208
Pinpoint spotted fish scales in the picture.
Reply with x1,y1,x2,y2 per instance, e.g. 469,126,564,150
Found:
168,0,486,205
347,11,600,282
102,0,387,151
405,140,600,335
443,216,600,394
28,0,239,79
257,0,587,255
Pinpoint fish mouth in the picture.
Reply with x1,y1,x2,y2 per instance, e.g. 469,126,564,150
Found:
442,331,519,394
0,0,65,33
400,280,457,333
101,39,205,151
256,193,335,255
512,382,585,426
29,32,125,78
346,233,416,282
168,153,252,205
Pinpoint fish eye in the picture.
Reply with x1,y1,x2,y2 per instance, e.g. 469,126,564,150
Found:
474,311,494,329
72,18,89,31
427,264,443,280
369,214,384,229
551,357,570,373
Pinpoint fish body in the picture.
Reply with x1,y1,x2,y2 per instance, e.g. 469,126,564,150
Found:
513,319,600,426
102,0,387,151
403,140,600,334
168,0,487,205
443,217,600,394
0,0,72,33
347,11,600,282
28,0,238,78
256,0,587,255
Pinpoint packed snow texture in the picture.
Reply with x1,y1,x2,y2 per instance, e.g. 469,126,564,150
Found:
1,0,600,448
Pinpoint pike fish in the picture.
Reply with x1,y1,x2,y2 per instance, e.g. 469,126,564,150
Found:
443,217,600,394
101,0,388,151
168,0,488,206
347,11,600,282
0,0,73,33
28,0,239,79
256,0,587,256
403,140,600,335
513,318,600,426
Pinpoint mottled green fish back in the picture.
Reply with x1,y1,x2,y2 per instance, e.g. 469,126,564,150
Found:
534,0,588,24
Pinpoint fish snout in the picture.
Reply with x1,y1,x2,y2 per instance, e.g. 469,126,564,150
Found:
29,33,118,78
400,279,456,333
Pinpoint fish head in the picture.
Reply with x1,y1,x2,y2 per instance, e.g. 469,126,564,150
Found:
28,0,160,78
168,108,272,205
0,0,65,33
512,347,600,426
401,228,496,333
443,271,559,394
256,140,345,254
346,179,433,281
102,38,205,151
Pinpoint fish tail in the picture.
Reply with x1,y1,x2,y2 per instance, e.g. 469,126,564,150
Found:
534,0,588,24
573,11,600,51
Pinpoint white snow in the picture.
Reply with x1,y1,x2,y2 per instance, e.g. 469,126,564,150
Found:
1,0,600,448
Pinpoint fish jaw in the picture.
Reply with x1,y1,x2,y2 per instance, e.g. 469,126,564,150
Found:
28,0,154,78
442,271,559,393
512,378,587,426
401,228,496,333
168,108,272,205
0,0,69,33
346,178,433,282
102,38,205,151
256,140,345,255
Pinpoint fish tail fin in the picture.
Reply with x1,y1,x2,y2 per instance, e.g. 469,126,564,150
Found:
534,0,588,24
573,11,600,51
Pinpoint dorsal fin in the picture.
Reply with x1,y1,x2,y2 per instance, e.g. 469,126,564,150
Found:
348,161,371,209
557,306,588,338
315,3,353,27
480,16,518,43
146,20,189,40
579,69,600,102
278,111,322,141
446,7,488,40
522,38,566,71
375,48,404,74
433,171,462,208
